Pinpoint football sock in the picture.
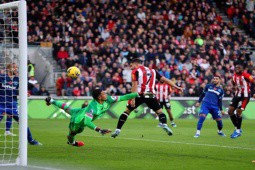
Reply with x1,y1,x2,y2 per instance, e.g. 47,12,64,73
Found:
196,130,201,135
230,114,238,127
170,117,174,121
197,116,206,130
52,100,69,110
12,115,34,142
27,127,33,142
117,112,129,129
158,113,167,124
216,120,223,131
236,116,242,131
67,131,77,144
6,116,12,132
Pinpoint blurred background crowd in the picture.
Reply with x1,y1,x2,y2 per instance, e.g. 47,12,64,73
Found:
3,0,255,97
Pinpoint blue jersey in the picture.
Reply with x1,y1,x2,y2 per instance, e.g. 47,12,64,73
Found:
198,84,224,110
0,74,19,108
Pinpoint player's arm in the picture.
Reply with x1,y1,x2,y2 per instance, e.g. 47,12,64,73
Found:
196,85,208,107
45,97,73,114
84,115,111,135
243,73,255,98
160,75,183,92
218,90,225,114
108,93,139,104
130,69,139,106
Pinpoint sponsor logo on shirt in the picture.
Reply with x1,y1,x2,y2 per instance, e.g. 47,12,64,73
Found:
208,88,220,95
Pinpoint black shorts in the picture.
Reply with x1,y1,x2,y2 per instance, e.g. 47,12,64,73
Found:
159,101,171,109
229,95,250,110
127,97,161,112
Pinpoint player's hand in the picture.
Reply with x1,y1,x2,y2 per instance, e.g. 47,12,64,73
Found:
195,102,200,107
253,94,255,99
45,96,51,106
177,86,184,93
221,110,226,115
99,129,112,135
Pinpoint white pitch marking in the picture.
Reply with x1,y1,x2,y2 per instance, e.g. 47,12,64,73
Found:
28,165,61,170
82,135,255,151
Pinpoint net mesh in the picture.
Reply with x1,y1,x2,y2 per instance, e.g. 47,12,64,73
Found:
0,6,19,165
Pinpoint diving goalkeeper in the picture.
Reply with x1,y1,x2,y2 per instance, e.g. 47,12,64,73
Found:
45,88,144,147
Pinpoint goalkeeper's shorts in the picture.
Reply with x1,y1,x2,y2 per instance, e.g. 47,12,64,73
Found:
69,121,84,134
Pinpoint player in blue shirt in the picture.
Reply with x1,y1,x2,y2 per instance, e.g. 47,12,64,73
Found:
0,63,41,145
194,75,225,138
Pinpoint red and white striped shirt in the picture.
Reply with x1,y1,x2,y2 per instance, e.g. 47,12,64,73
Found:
131,65,162,94
155,83,172,102
232,72,254,97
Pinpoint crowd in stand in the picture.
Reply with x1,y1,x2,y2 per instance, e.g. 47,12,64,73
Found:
3,0,255,97
215,0,255,38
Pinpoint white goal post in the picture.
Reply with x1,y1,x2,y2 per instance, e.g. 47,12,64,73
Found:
0,0,27,166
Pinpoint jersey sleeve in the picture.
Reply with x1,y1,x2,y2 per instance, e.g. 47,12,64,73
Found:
218,89,224,111
84,114,96,130
107,93,139,104
131,69,138,82
243,72,254,83
107,95,119,104
155,70,162,81
198,84,209,103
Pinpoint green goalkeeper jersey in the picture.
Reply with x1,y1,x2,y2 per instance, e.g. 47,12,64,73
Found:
68,93,138,130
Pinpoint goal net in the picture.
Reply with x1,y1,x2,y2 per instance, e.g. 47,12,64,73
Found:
0,0,27,166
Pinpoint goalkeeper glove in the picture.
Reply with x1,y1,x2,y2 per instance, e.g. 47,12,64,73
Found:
95,127,112,135
45,96,52,106
99,129,112,135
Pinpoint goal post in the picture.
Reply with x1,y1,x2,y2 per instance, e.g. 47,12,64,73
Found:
0,0,27,166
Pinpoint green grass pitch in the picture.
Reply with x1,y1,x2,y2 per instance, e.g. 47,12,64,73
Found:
21,119,255,170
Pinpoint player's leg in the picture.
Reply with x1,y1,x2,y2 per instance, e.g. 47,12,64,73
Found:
12,114,42,145
157,102,164,127
165,102,176,127
147,98,173,136
228,97,239,129
45,97,72,114
211,107,225,137
231,97,249,138
67,122,84,147
194,103,209,138
111,98,142,138
5,115,16,136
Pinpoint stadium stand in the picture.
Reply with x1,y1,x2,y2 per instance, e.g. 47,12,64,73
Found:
3,0,255,97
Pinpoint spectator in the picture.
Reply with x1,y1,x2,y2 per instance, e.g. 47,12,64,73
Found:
38,86,50,96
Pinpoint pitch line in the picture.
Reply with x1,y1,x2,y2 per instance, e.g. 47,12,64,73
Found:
28,165,61,170
82,135,255,151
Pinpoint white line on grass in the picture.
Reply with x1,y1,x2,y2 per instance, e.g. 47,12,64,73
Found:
82,135,255,151
28,165,61,170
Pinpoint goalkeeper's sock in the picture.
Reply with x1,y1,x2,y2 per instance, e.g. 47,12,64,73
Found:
117,112,129,129
27,127,33,142
51,100,69,110
67,131,77,144
158,113,167,124
6,116,12,131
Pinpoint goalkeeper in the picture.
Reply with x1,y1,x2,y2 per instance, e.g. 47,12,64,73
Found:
46,88,144,147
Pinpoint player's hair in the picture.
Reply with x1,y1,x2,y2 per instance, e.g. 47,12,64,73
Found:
214,73,221,79
6,63,13,70
92,88,102,99
131,58,143,64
